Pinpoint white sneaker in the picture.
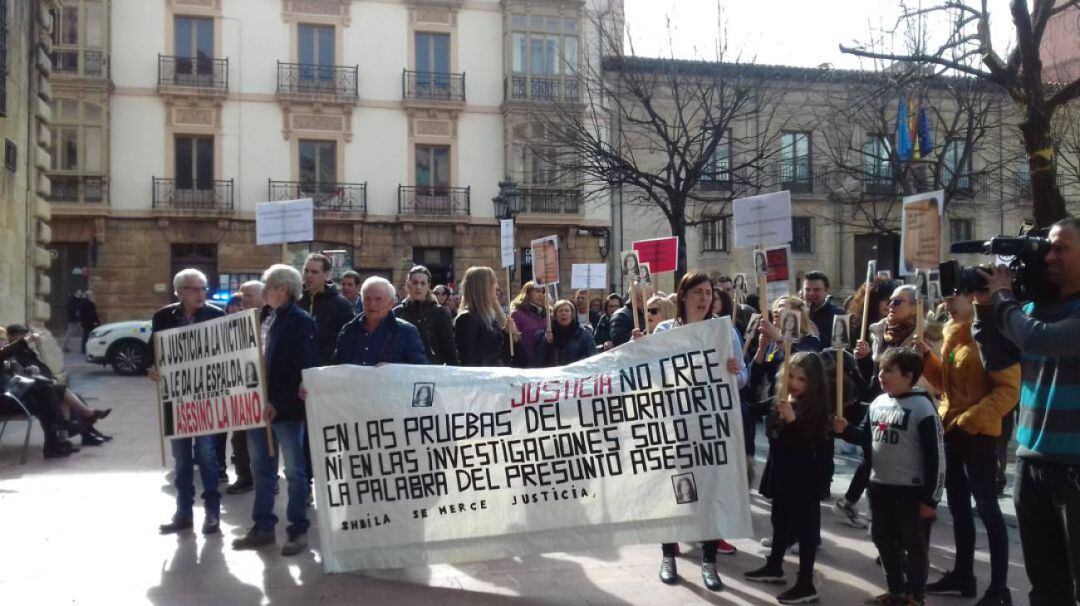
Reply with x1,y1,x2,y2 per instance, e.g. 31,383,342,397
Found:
761,537,773,548
832,498,868,529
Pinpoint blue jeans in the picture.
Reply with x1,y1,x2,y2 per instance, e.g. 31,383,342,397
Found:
170,435,220,519
247,421,309,537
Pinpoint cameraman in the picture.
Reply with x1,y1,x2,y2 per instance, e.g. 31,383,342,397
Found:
973,217,1080,606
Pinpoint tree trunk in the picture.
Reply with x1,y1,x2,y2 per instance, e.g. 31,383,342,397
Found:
1020,105,1068,227
668,199,688,286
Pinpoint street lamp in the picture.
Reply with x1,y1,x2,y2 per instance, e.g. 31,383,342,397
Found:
492,178,523,220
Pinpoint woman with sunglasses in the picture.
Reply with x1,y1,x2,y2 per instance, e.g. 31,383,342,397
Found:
645,294,675,334
648,271,749,592
536,299,597,366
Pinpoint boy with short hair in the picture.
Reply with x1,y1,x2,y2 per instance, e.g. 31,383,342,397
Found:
835,348,945,606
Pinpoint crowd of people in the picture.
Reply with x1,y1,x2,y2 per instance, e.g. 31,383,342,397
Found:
9,217,1080,605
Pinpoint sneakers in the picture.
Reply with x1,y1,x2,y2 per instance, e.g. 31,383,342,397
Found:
974,586,1012,606
833,498,868,528
760,537,773,548
701,562,723,591
925,571,977,597
716,539,738,555
232,526,275,550
281,532,308,556
744,564,785,584
658,556,678,585
778,582,819,604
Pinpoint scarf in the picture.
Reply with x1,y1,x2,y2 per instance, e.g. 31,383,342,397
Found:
883,318,915,348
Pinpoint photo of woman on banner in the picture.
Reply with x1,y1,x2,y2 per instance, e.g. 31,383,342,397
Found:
672,473,699,505
411,383,434,408
244,361,259,389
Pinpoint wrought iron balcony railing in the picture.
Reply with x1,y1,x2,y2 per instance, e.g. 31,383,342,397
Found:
158,54,229,90
780,161,813,193
402,70,466,102
398,185,470,217
51,49,106,78
152,178,234,211
863,176,897,197
507,75,581,103
519,187,582,214
268,180,367,212
46,175,107,204
276,61,358,97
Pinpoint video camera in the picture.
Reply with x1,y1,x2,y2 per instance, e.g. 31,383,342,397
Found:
939,227,1054,301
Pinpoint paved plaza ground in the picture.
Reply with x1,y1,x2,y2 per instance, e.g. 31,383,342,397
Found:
0,354,1033,605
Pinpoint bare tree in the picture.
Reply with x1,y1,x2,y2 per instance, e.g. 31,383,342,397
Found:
840,0,1080,227
515,16,791,282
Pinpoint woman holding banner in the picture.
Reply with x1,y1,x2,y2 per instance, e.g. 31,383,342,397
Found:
535,300,596,366
649,271,748,592
509,282,549,368
454,267,519,367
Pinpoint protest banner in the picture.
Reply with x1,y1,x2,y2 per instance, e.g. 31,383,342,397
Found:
763,245,793,307
632,237,679,274
733,191,792,249
256,198,314,246
571,264,607,290
530,236,560,286
303,317,752,571
153,308,269,441
899,190,943,275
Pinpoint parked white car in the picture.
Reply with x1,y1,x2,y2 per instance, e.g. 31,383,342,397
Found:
85,320,152,375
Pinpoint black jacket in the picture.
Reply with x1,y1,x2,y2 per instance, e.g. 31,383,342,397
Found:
593,314,613,345
150,302,225,364
535,324,596,367
298,282,354,366
809,298,845,346
80,300,100,331
264,300,318,422
393,298,458,365
331,313,429,366
609,303,645,347
453,311,510,367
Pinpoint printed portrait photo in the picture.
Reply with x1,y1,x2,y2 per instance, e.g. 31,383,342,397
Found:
914,270,929,302
621,251,640,281
638,262,652,286
244,361,259,388
411,382,435,408
744,313,762,345
753,250,768,275
832,314,851,349
671,473,699,505
780,308,800,341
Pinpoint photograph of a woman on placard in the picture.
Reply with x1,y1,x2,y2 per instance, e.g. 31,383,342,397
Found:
638,263,653,286
672,473,698,504
622,251,640,282
754,250,768,276
780,308,800,342
832,314,851,349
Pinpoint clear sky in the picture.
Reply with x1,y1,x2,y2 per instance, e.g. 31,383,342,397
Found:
623,0,1018,69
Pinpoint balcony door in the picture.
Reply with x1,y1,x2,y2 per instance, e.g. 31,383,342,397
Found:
299,139,338,206
298,24,334,89
174,17,213,83
415,145,451,212
175,136,213,192
415,33,450,94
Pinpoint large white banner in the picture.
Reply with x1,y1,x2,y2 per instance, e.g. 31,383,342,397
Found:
154,308,268,439
304,318,752,572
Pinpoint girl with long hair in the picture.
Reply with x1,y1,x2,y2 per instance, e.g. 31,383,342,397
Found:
745,352,833,604
453,267,519,366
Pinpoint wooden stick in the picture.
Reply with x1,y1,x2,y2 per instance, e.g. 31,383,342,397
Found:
281,242,288,264
506,268,514,358
152,333,166,468
630,281,640,332
777,336,792,405
916,299,925,341
836,347,845,418
860,261,875,343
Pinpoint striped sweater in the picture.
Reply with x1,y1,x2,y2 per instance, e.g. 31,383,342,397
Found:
973,291,1080,463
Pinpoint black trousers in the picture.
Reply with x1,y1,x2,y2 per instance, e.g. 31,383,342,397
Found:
869,484,931,600
767,488,820,584
996,409,1015,494
942,430,1009,590
661,540,718,563
845,443,872,503
230,429,251,482
1,383,63,442
1015,457,1080,605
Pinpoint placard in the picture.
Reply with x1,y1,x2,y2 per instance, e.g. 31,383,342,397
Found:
500,220,515,268
764,245,793,307
899,190,944,275
153,309,268,439
632,237,679,274
530,236,560,286
733,191,792,249
256,198,314,245
304,318,752,571
571,264,608,290
621,250,641,282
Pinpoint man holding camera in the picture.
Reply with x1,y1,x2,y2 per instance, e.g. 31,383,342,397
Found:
973,218,1080,606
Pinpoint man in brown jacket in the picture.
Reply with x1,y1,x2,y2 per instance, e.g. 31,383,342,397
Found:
915,291,1019,606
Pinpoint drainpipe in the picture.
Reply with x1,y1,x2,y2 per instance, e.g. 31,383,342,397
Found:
25,0,39,324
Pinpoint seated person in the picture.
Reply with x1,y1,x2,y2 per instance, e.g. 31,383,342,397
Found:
1,334,78,458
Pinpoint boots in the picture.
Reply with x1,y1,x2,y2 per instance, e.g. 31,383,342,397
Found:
44,425,79,458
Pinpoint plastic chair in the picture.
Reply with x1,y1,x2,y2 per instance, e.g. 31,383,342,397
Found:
0,391,34,465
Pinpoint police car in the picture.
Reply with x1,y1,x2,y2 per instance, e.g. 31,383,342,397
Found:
85,320,152,375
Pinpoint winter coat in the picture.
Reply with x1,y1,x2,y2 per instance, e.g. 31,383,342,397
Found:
331,313,429,366
264,300,318,422
510,304,548,368
393,298,458,365
534,324,596,367
298,282,354,366
454,311,510,367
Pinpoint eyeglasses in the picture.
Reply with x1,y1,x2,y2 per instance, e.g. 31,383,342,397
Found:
888,297,908,307
648,308,659,315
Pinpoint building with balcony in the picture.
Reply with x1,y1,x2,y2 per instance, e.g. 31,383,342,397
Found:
54,0,614,323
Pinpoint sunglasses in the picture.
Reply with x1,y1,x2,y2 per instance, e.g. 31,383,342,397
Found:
888,297,908,307
648,308,659,315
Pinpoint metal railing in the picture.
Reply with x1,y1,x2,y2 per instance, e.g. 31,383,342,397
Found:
402,70,466,102
152,177,234,211
507,75,581,103
276,62,358,97
780,160,813,193
46,175,107,203
519,187,582,214
863,176,897,196
268,180,367,213
398,185,470,216
51,49,106,78
158,54,229,90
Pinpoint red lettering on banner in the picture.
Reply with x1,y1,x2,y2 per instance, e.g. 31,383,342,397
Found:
175,399,216,436
509,373,614,408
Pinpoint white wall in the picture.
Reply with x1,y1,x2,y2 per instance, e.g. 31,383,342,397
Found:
109,96,164,210
353,108,409,215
